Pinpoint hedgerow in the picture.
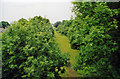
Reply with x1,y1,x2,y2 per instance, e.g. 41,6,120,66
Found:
2,16,69,78
56,2,120,78
72,2,120,78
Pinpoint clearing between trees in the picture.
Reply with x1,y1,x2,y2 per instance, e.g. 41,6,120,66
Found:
54,29,81,77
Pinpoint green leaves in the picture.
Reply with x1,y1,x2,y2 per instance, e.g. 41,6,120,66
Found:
2,16,69,78
55,2,120,78
47,72,54,77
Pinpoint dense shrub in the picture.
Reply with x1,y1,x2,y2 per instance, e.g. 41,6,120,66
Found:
71,2,120,78
0,21,10,29
2,16,69,78
56,20,73,35
56,1,120,78
18,18,28,26
106,2,120,9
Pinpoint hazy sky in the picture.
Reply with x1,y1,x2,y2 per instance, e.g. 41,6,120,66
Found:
0,0,75,24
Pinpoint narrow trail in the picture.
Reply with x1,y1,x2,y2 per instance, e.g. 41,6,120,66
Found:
53,28,80,78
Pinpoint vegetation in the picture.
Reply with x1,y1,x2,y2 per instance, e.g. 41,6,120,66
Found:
56,20,73,36
0,33,2,50
56,2,120,78
0,33,2,78
0,21,10,29
54,31,79,77
1,1,120,78
2,16,69,78
53,21,61,28
0,23,2,28
0,33,1,40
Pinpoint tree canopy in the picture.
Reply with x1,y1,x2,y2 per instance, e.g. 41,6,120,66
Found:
0,21,10,29
53,21,61,28
56,2,120,78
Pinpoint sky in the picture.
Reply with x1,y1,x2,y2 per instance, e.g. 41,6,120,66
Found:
0,0,75,24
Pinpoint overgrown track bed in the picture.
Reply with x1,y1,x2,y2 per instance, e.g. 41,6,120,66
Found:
54,30,81,77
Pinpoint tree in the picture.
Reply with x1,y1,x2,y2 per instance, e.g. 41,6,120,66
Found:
18,18,28,25
53,21,61,28
2,16,69,79
71,2,120,78
0,22,2,28
0,21,10,29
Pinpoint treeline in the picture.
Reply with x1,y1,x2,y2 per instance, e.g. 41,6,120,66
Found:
0,21,10,29
55,2,120,78
2,16,69,78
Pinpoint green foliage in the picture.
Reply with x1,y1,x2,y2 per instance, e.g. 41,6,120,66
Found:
56,20,73,35
71,2,120,78
0,22,2,28
2,16,69,78
0,33,1,40
56,2,120,78
0,21,10,29
106,2,120,9
53,21,61,28
18,18,28,26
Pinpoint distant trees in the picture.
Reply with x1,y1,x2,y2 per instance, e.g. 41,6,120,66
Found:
56,20,73,35
53,21,61,28
0,21,10,29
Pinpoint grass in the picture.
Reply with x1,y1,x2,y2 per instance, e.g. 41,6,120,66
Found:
54,31,78,66
54,30,80,77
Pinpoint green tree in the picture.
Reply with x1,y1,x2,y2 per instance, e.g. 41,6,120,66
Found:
0,22,2,28
53,21,61,28
18,18,28,25
71,2,120,78
2,16,69,79
0,21,10,29
56,20,73,35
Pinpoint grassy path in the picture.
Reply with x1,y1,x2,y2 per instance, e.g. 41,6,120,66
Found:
54,29,80,77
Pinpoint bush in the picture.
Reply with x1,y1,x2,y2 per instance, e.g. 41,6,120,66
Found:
0,21,10,29
56,20,73,36
55,1,120,78
71,2,120,78
2,16,69,78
